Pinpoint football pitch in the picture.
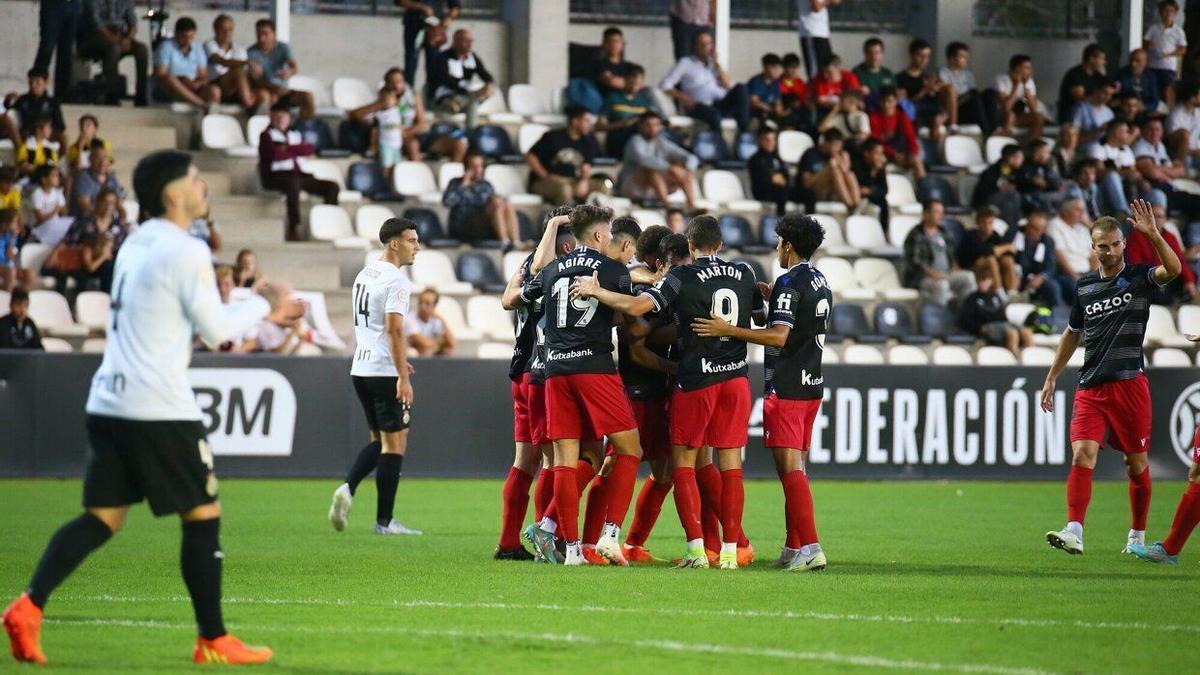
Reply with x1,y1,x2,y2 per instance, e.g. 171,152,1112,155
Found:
1,478,1197,674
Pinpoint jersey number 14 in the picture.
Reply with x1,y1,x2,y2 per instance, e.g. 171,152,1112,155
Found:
353,283,370,327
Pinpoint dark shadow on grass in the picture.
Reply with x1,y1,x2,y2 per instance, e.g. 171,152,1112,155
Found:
734,559,1194,582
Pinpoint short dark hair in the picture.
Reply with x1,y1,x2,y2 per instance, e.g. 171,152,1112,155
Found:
175,17,197,33
945,41,968,59
878,84,899,100
666,207,684,219
133,150,193,218
1073,157,1101,176
776,214,824,260
1115,89,1140,102
863,37,884,53
383,66,403,82
611,215,642,243
1009,54,1031,71
569,204,613,241
565,105,591,121
1176,79,1200,101
0,208,18,228
1160,0,1180,9
379,217,417,245
859,138,881,154
78,114,98,128
547,204,574,221
32,163,57,185
636,224,672,263
1026,138,1049,153
782,53,801,68
999,144,1022,161
757,126,777,139
0,166,17,184
684,214,721,251
27,67,48,80
659,233,690,264
214,13,233,28
923,199,944,213
255,18,275,31
626,63,645,78
761,53,782,67
10,286,29,305
821,128,845,144
1142,113,1167,128
1082,43,1104,61
909,39,931,55
270,101,291,114
464,150,486,164
603,26,623,40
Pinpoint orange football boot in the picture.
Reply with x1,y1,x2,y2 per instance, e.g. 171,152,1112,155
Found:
581,546,609,566
193,634,274,665
622,545,666,564
3,593,46,664
737,542,756,567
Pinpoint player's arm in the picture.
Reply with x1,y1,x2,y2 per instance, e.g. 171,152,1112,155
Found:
386,312,413,405
530,213,571,275
501,265,527,310
620,319,677,374
694,316,790,347
1040,321,1082,413
1128,198,1181,285
571,271,655,316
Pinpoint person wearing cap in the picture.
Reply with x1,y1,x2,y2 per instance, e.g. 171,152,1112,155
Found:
618,111,700,208
1126,189,1198,304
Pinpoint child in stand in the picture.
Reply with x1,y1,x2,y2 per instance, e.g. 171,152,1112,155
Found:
1145,0,1187,108
66,114,112,174
777,53,813,133
16,116,61,179
0,208,23,291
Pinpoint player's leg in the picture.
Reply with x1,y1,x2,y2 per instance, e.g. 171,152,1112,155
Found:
1132,430,1200,564
671,444,707,567
714,446,744,569
776,449,826,572
1124,451,1151,552
624,457,673,563
1112,374,1153,553
552,438,584,564
695,447,723,561
581,451,613,564
331,377,385,530
1047,440,1099,554
375,428,420,534
598,427,642,565
496,441,539,560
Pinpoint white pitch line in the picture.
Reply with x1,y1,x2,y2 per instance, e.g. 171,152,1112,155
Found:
63,593,1200,635
44,616,1054,675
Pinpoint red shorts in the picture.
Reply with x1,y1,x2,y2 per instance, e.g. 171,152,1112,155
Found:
1191,424,1200,464
763,393,822,450
670,377,751,449
1070,373,1152,454
545,373,637,442
511,373,548,446
632,396,671,462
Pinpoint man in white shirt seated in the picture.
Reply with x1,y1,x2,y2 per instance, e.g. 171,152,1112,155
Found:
405,288,455,357
241,282,311,354
203,14,258,109
1049,197,1098,288
1086,120,1137,216
1167,80,1200,167
659,31,751,132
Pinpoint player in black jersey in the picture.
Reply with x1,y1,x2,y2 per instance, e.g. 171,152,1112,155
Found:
493,210,577,561
573,215,765,569
516,205,645,566
694,213,831,572
1040,201,1181,556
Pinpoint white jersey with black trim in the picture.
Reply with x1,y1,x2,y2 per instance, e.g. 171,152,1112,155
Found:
86,219,271,420
350,258,412,378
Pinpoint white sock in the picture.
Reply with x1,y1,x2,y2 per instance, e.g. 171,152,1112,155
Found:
1066,521,1083,539
539,517,557,534
1128,529,1145,543
782,546,801,557
603,523,618,540
686,538,704,552
800,543,823,557
567,542,582,557
721,542,736,555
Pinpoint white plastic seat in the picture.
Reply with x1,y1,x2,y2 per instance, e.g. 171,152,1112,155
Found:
518,122,550,154
853,257,919,301
438,162,465,190
822,347,840,364
976,345,1018,366
308,204,364,249
477,92,521,124
1018,346,1055,366
650,88,694,130
845,215,898,255
885,173,922,215
74,291,110,332
306,159,362,203
888,345,929,365
355,204,395,245
392,161,443,203
19,242,53,272
886,214,922,249
701,170,761,211
630,209,667,229
931,345,972,365
1172,177,1200,195
484,164,543,206
0,290,8,310
245,115,269,149
332,77,376,112
985,135,1019,164
748,343,765,363
777,130,813,164
202,114,255,156
433,295,482,339
122,200,139,224
466,295,514,340
809,214,857,256
843,344,885,365
411,250,473,294
666,175,717,210
815,201,849,216
1177,304,1200,336
1152,347,1191,367
28,290,88,336
477,342,514,359
1005,302,1035,326
508,84,550,117
286,75,340,116
503,250,528,280
944,135,987,174
81,337,107,353
1068,348,1085,367
1147,304,1190,347
814,256,875,300
41,337,73,352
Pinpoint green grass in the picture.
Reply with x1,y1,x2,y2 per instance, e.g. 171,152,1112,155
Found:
1,478,1197,674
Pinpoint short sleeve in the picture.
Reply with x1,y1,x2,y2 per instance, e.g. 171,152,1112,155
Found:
600,260,632,295
644,267,683,312
385,277,411,315
768,282,799,328
1067,294,1084,332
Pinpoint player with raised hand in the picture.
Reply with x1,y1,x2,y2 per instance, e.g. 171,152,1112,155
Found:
573,215,765,569
694,213,831,572
3,150,295,665
1040,199,1180,556
329,218,423,537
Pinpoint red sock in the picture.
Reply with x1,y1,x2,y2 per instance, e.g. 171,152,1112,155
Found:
581,474,608,546
696,464,723,551
782,470,819,547
719,468,744,545
1067,465,1094,524
626,477,671,547
604,454,640,529
1129,467,1151,531
576,459,596,490
672,467,703,541
1163,482,1200,556
533,468,553,522
553,465,580,543
499,467,534,550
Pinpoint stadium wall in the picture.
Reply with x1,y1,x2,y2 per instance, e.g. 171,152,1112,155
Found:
2,353,1193,481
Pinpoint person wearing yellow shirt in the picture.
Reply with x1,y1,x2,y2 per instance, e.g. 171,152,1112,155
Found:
16,117,61,178
0,167,20,211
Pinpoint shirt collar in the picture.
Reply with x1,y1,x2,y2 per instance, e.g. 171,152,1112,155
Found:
1099,263,1126,280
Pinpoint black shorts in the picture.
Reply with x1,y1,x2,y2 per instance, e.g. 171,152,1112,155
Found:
353,375,411,433
82,415,218,517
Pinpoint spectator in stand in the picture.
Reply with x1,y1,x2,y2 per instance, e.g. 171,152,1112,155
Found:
902,200,975,305
1145,0,1187,108
0,210,22,292
972,144,1025,239
1086,120,1137,216
1064,158,1103,222
75,187,128,293
1052,124,1080,177
526,106,599,206
66,115,111,174
660,31,752,132
666,207,687,233
1012,211,1066,306
242,283,311,355
958,260,1032,356
1112,91,1146,144
0,168,19,211
1167,79,1200,163
1016,138,1065,214
798,0,841,79
1048,197,1096,298
747,53,784,127
78,0,149,106
407,288,456,356
853,37,895,106
0,287,43,351
1058,43,1113,124
368,68,466,163
33,0,83,99
205,266,245,352
618,112,699,208
777,53,813,132
994,54,1046,138
1126,189,1198,304
5,68,67,147
1117,48,1161,113
818,87,871,149
748,128,794,216
896,39,946,135
870,86,925,179
70,145,125,218
152,17,219,109
955,205,1018,294
796,128,861,213
247,19,316,119
234,249,260,288
399,0,460,88
939,41,993,134
568,26,632,114
258,102,340,241
16,117,62,178
853,138,889,225
205,14,258,109
443,152,522,247
189,205,223,254
351,78,426,182
599,64,659,158
30,165,69,229
1071,85,1115,146
1134,114,1198,213
669,1,714,62
810,55,863,117
429,29,495,128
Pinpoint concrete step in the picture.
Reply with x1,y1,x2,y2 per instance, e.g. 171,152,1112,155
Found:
62,103,197,149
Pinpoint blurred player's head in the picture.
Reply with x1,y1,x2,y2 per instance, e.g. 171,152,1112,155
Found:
1090,216,1125,273
380,217,420,266
548,205,577,254
134,150,205,224
666,208,686,233
608,215,643,264
775,213,824,266
636,225,672,270
569,204,614,252
417,288,439,321
684,214,722,255
658,233,691,269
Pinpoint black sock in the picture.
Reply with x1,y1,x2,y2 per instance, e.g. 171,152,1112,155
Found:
375,453,403,526
344,441,382,496
181,518,226,640
27,513,113,609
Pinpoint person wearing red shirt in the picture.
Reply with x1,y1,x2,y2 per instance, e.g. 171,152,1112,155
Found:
809,55,861,113
869,85,925,178
1126,192,1199,303
258,102,339,241
778,53,813,132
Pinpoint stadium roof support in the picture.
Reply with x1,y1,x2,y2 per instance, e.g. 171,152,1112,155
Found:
271,0,291,42
715,0,730,70
1122,0,1145,56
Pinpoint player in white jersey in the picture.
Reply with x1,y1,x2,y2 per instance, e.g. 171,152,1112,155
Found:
328,218,422,536
3,150,301,666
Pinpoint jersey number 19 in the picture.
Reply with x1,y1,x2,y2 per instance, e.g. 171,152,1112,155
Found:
552,276,597,328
